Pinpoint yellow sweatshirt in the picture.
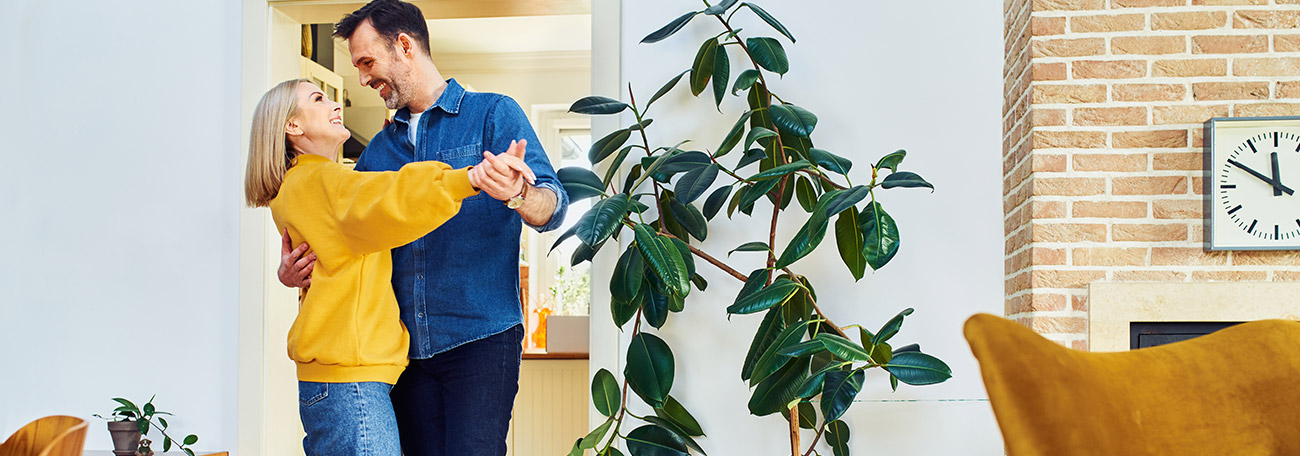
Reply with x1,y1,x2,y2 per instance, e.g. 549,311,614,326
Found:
269,153,478,384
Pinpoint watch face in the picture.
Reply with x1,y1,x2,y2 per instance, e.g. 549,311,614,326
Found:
1208,117,1300,250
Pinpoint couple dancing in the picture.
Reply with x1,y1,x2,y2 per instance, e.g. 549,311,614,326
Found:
242,1,569,455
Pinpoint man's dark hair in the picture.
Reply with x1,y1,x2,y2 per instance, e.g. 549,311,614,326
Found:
333,0,431,56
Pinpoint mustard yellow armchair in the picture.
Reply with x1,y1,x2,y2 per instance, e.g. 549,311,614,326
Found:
964,313,1300,456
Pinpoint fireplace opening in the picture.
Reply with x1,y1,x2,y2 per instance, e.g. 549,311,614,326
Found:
1129,322,1242,349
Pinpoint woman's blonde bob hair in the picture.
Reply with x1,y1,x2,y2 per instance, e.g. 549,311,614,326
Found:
244,78,310,207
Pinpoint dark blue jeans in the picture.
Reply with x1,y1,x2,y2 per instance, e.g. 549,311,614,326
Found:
391,324,523,456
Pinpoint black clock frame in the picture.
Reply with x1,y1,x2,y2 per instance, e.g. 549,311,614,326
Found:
1203,115,1300,252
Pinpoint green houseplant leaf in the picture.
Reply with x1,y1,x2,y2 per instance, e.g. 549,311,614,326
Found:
640,416,706,455
742,3,796,43
570,96,628,115
820,370,864,422
712,42,730,107
732,69,760,95
715,112,753,158
746,37,789,75
815,333,872,362
826,420,851,456
775,214,828,269
859,201,900,270
768,104,817,136
626,425,689,456
876,149,906,173
727,278,799,315
591,368,621,417
675,163,719,204
880,171,935,191
703,0,740,15
590,128,632,164
634,224,691,296
748,356,810,416
835,207,867,280
872,307,914,346
642,11,698,44
750,320,812,386
690,39,719,97
809,148,852,175
656,395,705,436
702,185,732,220
626,333,675,408
885,352,953,386
649,70,691,108
612,246,645,302
558,166,606,202
742,306,785,381
576,194,632,247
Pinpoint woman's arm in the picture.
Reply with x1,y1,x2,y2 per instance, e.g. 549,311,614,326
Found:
331,161,479,254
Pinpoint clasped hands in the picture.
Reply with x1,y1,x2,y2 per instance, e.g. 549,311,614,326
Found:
468,139,537,201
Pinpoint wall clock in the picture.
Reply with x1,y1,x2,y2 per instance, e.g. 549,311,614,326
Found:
1205,116,1300,251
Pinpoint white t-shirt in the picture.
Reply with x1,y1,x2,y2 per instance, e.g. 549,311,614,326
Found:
407,110,425,147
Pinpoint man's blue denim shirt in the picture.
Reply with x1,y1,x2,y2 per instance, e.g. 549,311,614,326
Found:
354,79,569,359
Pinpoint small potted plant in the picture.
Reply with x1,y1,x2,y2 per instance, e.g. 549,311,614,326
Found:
94,395,199,456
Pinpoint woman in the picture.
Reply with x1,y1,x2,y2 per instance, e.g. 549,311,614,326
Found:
243,79,527,455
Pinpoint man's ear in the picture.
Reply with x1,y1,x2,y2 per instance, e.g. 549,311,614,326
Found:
396,33,414,58
285,119,304,137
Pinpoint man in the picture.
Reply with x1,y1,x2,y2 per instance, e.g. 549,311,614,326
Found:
277,1,569,454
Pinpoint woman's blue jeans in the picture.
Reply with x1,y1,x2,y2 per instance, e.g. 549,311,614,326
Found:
299,381,401,456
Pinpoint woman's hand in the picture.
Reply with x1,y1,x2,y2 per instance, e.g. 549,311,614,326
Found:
278,229,315,288
471,139,536,201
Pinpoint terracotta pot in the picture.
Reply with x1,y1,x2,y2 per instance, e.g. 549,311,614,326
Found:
106,421,141,456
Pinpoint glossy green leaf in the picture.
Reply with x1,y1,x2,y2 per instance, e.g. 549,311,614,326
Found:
778,339,827,358
881,171,935,191
669,237,696,279
742,306,785,381
834,208,867,281
603,145,637,187
625,333,675,408
715,112,753,158
796,401,817,429
657,395,705,436
649,70,691,108
591,368,621,417
558,166,606,202
794,370,827,398
630,119,654,131
815,333,872,362
821,185,869,218
872,308,914,346
748,356,810,416
571,240,600,266
624,164,644,194
728,241,770,256
794,176,817,212
690,273,708,291
164,437,173,453
736,147,767,170
809,148,852,175
612,245,645,302
702,185,732,220
611,285,644,328
580,418,615,449
183,435,198,446
746,37,789,74
675,164,719,204
742,3,796,43
727,278,799,315
657,151,712,176
626,425,688,456
859,201,900,270
735,177,779,213
775,214,828,269
826,420,851,456
894,343,921,354
820,370,864,422
590,128,632,164
669,199,708,242
712,42,730,107
570,96,628,115
642,11,698,44
732,69,760,95
640,416,706,455
606,448,626,456
876,149,906,173
751,320,812,386
743,126,777,152
747,160,812,182
576,194,632,247
769,104,816,137
703,0,739,15
869,341,893,365
634,224,690,295
690,39,718,97
886,352,953,386
644,288,669,328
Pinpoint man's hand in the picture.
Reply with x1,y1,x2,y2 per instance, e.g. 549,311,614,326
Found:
278,229,315,288
471,139,536,201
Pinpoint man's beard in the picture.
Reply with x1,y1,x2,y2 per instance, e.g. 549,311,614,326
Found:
382,65,418,110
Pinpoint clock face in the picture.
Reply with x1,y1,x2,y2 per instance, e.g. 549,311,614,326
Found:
1209,117,1300,250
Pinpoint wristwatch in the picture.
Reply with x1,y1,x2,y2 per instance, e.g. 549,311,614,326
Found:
506,185,528,209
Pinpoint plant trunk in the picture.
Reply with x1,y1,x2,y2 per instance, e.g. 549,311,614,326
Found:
788,406,800,456
106,421,141,456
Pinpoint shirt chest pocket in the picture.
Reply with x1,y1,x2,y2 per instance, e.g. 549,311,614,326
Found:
435,143,482,169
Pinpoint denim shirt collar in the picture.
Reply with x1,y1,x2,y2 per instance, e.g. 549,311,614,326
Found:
392,78,465,127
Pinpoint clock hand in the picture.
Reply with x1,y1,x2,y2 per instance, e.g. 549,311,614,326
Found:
1271,151,1284,197
1229,158,1295,195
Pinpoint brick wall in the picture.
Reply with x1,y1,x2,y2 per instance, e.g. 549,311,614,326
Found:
1003,0,1300,348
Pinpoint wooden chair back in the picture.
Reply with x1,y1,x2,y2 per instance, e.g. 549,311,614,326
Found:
0,416,88,456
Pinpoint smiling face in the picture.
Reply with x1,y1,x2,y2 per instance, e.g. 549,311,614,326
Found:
285,82,350,154
348,19,420,110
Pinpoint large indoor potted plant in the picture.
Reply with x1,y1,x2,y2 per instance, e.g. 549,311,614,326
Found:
94,395,200,456
559,1,952,455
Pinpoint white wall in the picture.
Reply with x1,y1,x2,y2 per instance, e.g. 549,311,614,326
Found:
0,0,241,452
612,1,1005,453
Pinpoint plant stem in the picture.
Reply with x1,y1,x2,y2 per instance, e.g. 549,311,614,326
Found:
788,406,801,455
627,83,670,233
802,422,829,456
